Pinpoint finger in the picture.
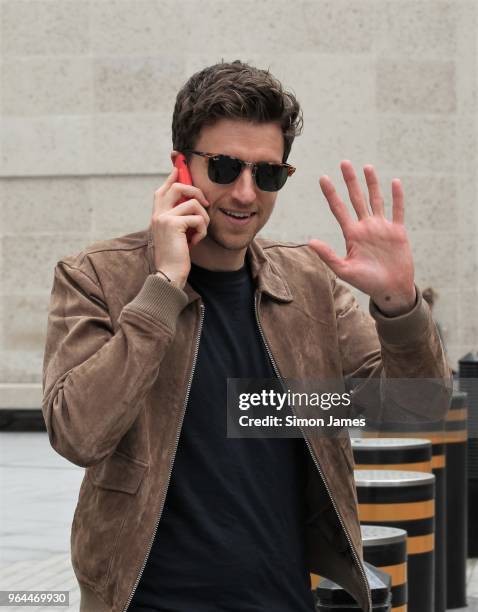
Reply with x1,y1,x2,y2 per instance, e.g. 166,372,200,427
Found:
179,215,208,239
152,167,178,214
167,183,210,209
363,165,385,216
169,199,210,225
319,175,353,235
166,164,178,183
156,166,178,195
391,178,404,224
308,239,346,276
189,227,208,248
340,160,370,220
177,215,208,250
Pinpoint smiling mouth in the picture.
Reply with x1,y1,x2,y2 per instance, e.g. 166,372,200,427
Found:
219,208,257,219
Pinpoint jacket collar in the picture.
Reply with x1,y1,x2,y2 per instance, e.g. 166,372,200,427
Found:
146,226,293,305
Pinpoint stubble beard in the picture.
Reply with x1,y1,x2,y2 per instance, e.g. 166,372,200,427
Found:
206,218,257,251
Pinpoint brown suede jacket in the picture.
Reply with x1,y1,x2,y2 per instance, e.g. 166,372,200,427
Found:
42,226,452,612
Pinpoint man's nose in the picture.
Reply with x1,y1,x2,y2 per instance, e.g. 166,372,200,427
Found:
230,167,257,205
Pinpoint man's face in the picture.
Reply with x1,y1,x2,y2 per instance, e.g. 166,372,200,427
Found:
181,118,284,252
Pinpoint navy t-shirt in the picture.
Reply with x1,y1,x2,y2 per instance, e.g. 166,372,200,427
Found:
128,254,315,612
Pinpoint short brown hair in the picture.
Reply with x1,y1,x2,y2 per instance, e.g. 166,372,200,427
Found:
171,60,303,163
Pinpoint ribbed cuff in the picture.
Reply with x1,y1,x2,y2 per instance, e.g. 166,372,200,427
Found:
124,274,189,332
369,284,431,345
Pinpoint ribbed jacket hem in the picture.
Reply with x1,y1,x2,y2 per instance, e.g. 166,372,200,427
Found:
124,273,189,333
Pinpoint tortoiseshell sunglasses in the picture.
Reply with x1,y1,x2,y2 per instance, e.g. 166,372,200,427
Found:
182,149,296,192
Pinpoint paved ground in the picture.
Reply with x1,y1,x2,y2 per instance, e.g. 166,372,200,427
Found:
1,431,478,611
0,433,83,611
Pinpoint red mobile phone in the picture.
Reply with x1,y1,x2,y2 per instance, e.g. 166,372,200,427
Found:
173,154,194,245
174,153,193,191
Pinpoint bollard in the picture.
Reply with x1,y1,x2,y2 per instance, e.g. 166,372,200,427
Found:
361,525,408,612
362,423,446,612
352,437,432,474
315,562,391,611
458,353,478,558
445,389,468,608
354,469,435,612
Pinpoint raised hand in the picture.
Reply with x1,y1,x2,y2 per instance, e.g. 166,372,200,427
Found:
308,160,416,316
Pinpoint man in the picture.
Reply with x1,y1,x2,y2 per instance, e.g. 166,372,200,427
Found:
42,60,451,612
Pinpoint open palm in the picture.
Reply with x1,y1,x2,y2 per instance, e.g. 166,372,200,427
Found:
308,161,416,316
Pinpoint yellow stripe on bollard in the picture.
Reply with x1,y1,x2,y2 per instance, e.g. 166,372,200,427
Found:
354,461,432,473
376,562,407,586
359,500,434,522
407,533,435,554
431,455,446,469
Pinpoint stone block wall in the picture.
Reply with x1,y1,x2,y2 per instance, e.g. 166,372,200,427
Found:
0,0,476,401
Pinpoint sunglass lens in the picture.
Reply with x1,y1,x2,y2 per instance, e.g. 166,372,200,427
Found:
208,156,242,184
256,165,289,192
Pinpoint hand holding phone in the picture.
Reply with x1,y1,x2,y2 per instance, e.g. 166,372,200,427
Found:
149,156,209,289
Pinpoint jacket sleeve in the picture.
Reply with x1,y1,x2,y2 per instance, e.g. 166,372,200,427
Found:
330,271,453,424
42,260,189,468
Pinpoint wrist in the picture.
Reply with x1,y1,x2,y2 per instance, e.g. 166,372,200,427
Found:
154,269,186,290
372,286,417,317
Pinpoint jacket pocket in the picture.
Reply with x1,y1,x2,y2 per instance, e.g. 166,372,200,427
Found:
87,450,149,494
72,451,149,590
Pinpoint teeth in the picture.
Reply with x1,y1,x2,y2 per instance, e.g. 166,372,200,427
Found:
222,210,252,218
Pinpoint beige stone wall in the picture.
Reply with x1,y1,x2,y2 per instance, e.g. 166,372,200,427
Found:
0,0,476,400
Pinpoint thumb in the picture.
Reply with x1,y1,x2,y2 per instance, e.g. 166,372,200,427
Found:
308,239,345,276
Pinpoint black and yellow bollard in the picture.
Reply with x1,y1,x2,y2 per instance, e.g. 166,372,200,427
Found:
459,353,478,559
354,470,435,612
445,389,468,608
352,437,432,474
316,562,392,611
361,525,408,612
362,420,446,612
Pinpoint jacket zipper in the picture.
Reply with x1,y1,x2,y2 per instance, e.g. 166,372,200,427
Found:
122,301,206,612
253,290,372,612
